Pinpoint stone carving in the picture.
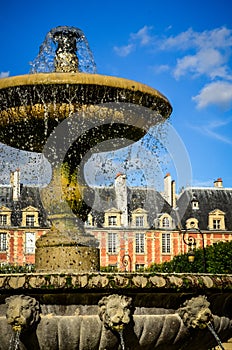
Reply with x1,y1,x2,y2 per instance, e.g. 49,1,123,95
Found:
177,295,213,329
98,294,132,331
5,295,40,332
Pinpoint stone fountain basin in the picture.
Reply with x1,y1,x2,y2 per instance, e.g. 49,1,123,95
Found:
0,272,231,349
0,73,172,153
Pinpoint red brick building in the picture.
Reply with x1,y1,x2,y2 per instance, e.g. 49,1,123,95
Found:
0,170,49,266
1,171,232,270
85,174,232,271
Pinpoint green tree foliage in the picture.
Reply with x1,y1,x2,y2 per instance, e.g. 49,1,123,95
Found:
148,241,232,274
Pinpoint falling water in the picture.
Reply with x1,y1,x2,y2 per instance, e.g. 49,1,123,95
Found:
118,329,126,350
207,321,225,350
30,25,97,73
8,329,21,350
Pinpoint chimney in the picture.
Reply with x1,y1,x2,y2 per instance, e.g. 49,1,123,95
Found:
163,173,172,206
10,169,21,201
163,173,176,207
114,173,128,227
214,178,223,188
171,180,176,208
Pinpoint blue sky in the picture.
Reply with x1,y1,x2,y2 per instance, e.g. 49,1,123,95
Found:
0,0,232,191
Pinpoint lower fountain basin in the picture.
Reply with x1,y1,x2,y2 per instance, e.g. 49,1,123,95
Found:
0,272,231,349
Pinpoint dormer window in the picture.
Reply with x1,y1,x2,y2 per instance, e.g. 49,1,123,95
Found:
186,218,199,230
213,219,221,230
162,217,170,228
136,216,144,227
208,209,225,230
0,215,7,226
108,216,117,226
159,213,173,229
22,206,39,227
191,199,199,210
104,208,121,227
0,206,11,226
26,215,35,227
131,208,148,228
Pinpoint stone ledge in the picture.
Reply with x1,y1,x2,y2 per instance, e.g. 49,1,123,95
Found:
0,273,231,292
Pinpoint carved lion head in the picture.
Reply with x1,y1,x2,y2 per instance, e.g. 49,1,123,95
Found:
178,295,213,329
6,295,40,332
98,294,132,331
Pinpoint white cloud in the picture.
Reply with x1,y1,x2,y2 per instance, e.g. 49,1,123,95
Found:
113,44,135,57
152,64,170,74
160,27,232,81
193,81,232,109
113,25,153,57
174,48,228,80
114,26,232,83
163,27,232,111
0,71,9,78
113,26,232,111
190,117,232,145
130,26,153,46
161,27,232,51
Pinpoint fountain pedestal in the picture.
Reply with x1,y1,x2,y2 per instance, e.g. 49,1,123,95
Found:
35,226,100,272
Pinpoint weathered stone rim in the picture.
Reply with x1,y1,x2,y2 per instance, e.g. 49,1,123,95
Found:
0,72,172,117
0,272,231,292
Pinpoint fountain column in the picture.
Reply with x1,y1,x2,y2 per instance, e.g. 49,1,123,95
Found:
35,27,100,272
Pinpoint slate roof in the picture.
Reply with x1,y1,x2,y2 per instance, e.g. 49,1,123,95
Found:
0,185,48,227
2,180,232,231
176,187,232,231
89,185,175,227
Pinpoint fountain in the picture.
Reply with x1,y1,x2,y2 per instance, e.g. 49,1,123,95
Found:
0,26,231,349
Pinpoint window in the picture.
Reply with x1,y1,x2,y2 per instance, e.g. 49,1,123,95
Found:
0,215,7,226
25,232,35,254
162,233,171,253
213,219,221,230
135,233,145,253
136,216,144,227
186,218,198,230
22,206,39,227
192,201,199,210
108,232,117,253
85,214,93,226
159,214,172,229
26,215,35,227
108,216,117,226
0,233,7,251
208,209,225,230
162,217,170,228
104,208,121,228
131,208,148,228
